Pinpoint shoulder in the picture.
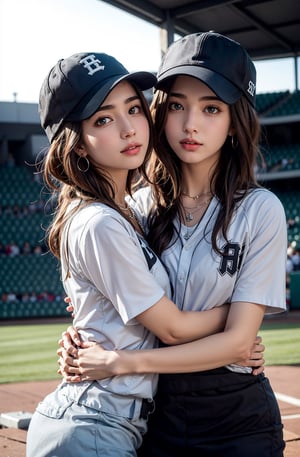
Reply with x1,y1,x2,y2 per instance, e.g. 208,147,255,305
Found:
237,188,286,239
70,203,132,240
241,188,285,216
71,203,111,227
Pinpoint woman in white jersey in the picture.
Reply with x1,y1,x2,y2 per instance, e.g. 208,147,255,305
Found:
57,33,285,456
26,51,251,457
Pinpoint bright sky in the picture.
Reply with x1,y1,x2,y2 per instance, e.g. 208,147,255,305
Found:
0,0,298,103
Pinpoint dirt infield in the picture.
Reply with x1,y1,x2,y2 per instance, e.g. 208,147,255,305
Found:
0,365,299,457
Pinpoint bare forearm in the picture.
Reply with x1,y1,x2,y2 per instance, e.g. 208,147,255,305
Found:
180,305,229,341
139,302,229,345
113,332,247,376
113,302,265,376
59,302,265,381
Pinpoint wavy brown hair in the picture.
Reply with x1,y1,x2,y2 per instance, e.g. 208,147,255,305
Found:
42,87,154,260
145,80,262,256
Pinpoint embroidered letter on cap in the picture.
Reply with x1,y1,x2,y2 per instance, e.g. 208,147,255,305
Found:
247,80,256,97
79,54,105,76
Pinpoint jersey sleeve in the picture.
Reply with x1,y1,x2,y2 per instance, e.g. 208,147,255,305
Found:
231,190,287,314
76,210,166,323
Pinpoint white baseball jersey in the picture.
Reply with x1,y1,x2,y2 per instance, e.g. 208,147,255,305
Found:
131,186,287,373
60,200,171,405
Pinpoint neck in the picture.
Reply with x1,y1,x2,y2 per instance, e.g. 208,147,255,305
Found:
182,190,212,200
115,188,127,208
181,164,213,198
111,170,129,206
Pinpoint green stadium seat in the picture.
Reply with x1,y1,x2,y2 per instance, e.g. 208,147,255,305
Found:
256,91,290,115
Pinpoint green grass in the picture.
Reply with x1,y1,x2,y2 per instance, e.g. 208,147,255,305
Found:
260,321,300,366
0,320,299,384
0,323,67,384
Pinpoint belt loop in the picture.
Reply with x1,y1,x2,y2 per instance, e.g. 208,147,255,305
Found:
140,398,155,419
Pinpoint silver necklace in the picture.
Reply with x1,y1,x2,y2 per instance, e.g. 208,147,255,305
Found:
182,191,212,201
183,198,212,223
182,220,201,240
181,195,214,240
121,205,143,233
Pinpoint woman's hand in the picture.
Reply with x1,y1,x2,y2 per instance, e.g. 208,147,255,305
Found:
57,325,119,382
58,343,119,382
57,325,89,380
239,335,265,376
64,296,74,317
58,325,82,355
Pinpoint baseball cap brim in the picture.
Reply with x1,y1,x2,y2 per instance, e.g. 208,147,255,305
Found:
156,65,242,105
67,71,156,121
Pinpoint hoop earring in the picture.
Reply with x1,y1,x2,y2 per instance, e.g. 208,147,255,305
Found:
77,155,90,172
231,135,239,149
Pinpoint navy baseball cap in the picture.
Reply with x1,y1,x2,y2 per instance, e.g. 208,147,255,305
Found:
39,52,157,142
156,32,256,107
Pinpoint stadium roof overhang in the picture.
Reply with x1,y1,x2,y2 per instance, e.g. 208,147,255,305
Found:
100,0,300,89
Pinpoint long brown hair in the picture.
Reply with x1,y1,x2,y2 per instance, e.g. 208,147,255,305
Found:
145,80,262,256
42,87,154,260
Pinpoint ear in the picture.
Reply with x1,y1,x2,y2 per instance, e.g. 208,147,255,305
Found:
74,144,87,157
228,127,236,137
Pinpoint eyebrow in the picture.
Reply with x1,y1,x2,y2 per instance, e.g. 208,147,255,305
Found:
169,92,220,102
98,95,140,111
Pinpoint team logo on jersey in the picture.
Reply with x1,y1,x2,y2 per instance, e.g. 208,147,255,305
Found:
79,54,105,76
218,242,245,276
138,237,157,270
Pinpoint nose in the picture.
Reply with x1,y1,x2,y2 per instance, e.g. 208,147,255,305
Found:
121,119,136,139
183,111,198,134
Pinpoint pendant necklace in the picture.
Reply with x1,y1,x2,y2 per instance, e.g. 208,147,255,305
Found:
181,191,213,223
183,224,199,240
183,198,212,223
181,194,214,240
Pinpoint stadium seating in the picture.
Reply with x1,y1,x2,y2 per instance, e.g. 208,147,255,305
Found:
0,255,63,295
268,91,300,117
256,90,290,115
256,90,300,117
1,88,300,318
0,165,67,319
261,144,300,172
276,191,300,245
0,166,46,207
